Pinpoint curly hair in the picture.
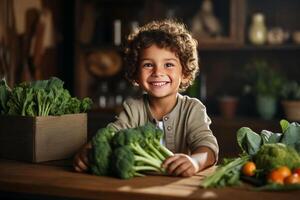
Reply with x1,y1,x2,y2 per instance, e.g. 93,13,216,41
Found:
123,19,199,91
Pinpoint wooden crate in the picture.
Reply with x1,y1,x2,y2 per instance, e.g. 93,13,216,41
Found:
0,114,87,162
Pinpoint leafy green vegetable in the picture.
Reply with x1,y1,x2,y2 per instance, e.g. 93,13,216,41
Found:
201,119,300,190
201,155,250,188
111,128,167,168
260,130,281,144
0,79,10,114
280,122,300,152
237,127,262,156
111,145,163,179
280,119,290,133
254,143,300,172
1,77,92,116
7,84,36,116
90,127,116,176
90,123,174,179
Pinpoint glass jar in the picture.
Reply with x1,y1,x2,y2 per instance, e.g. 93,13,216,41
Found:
98,82,109,108
249,13,267,45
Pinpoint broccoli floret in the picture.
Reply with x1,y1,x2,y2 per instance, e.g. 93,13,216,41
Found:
138,123,173,160
111,146,162,179
91,124,174,179
90,127,116,176
254,143,300,172
112,128,163,169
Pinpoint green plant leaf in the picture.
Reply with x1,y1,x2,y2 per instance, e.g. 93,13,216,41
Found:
260,130,282,144
237,127,262,155
280,119,290,133
280,122,300,152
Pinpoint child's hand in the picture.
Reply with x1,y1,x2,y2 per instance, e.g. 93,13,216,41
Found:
73,142,91,172
162,154,200,177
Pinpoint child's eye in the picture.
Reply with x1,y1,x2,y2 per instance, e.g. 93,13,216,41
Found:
143,63,153,68
165,63,175,68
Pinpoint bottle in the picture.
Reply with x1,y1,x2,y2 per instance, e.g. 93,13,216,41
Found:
113,19,121,46
98,82,108,108
249,13,267,45
115,80,127,106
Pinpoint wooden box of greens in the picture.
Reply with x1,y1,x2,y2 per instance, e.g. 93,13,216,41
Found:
0,113,87,162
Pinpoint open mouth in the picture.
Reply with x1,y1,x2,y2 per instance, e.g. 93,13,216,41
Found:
149,81,170,87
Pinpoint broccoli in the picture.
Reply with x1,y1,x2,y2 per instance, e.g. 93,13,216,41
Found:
254,143,300,172
90,123,174,179
90,126,116,176
111,145,163,179
111,128,164,169
138,123,173,160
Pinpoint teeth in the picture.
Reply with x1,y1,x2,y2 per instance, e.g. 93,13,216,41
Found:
151,82,167,86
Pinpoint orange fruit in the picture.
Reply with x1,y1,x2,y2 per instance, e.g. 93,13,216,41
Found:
276,166,292,179
284,173,300,185
242,161,256,176
268,169,284,184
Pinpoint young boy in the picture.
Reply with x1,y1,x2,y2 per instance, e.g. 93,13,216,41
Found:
74,19,219,177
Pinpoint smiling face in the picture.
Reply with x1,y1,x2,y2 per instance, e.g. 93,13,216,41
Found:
136,45,187,100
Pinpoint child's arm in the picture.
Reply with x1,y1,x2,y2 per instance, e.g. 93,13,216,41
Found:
162,146,216,177
73,142,92,172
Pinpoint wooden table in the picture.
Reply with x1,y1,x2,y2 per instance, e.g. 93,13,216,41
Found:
0,159,299,200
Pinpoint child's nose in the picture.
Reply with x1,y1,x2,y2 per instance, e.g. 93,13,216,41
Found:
152,66,165,77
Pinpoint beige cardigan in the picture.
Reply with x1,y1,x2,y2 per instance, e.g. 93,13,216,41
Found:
107,94,219,160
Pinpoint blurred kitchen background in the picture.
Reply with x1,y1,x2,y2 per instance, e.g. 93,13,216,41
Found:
1,0,300,158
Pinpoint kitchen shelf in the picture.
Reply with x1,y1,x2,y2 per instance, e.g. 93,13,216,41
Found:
74,0,300,121
199,44,300,51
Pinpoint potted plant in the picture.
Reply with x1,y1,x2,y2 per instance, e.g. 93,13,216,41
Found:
243,59,283,120
218,95,239,119
281,81,300,121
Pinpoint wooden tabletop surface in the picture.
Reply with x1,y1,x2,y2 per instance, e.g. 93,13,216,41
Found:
0,159,299,200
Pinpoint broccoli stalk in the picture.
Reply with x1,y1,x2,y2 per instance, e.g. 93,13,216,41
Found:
139,124,174,161
112,128,165,171
110,124,176,178
91,124,175,179
112,146,164,179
